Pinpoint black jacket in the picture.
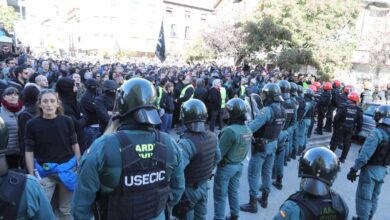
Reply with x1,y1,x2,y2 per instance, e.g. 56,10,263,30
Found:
95,92,115,133
194,87,208,104
80,90,99,125
208,87,222,111
160,91,175,114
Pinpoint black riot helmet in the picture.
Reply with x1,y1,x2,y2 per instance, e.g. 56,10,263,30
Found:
299,147,340,196
278,80,291,100
117,78,161,125
304,88,315,100
290,82,298,97
374,105,390,125
297,85,304,97
225,98,249,121
181,99,208,132
261,83,283,105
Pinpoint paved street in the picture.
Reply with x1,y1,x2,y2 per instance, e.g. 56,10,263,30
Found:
171,131,390,219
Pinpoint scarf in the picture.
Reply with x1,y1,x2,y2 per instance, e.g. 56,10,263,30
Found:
1,99,23,113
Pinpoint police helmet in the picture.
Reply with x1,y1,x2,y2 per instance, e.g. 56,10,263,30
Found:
332,80,341,89
374,105,390,125
297,85,304,95
181,99,208,132
225,98,250,121
278,80,291,99
299,147,340,192
261,83,283,104
304,88,315,100
117,78,161,125
290,82,298,96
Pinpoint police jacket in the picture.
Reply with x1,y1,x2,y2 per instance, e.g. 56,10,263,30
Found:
317,90,331,109
333,101,362,132
72,122,185,220
336,93,348,109
95,93,115,133
331,88,341,107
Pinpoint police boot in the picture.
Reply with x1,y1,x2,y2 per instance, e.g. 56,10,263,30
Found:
225,215,238,220
240,195,258,213
258,191,269,208
272,176,283,190
291,149,297,159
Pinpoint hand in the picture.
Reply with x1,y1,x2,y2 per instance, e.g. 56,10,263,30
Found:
347,168,358,183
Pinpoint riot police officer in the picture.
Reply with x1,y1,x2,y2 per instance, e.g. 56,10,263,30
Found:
274,146,349,220
301,89,316,153
240,83,285,213
324,80,341,132
0,117,55,220
290,82,301,159
214,98,252,220
314,82,332,135
72,78,185,220
347,105,390,220
330,92,363,163
272,80,293,190
295,85,307,155
337,85,354,109
174,99,220,220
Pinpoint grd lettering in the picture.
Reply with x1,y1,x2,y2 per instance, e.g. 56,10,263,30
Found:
125,170,166,187
135,143,155,158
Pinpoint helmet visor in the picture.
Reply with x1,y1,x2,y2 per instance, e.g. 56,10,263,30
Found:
186,122,206,133
133,108,162,125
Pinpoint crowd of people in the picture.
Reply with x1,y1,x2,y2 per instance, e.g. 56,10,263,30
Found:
0,52,388,220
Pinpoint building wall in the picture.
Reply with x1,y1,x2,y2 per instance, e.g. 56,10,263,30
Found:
163,0,212,56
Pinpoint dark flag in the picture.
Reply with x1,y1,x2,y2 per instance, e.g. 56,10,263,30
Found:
155,21,166,63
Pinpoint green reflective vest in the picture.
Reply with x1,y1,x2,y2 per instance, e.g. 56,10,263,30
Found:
156,86,163,109
220,87,227,108
240,85,247,96
180,84,194,100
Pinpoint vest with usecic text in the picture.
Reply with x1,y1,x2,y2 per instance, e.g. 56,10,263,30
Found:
182,131,217,185
107,131,170,220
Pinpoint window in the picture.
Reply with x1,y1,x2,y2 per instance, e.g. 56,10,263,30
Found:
170,24,176,37
166,7,173,16
185,10,191,19
201,13,207,22
184,26,190,39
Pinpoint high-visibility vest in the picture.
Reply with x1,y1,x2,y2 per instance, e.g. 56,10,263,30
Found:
180,84,194,99
240,85,247,96
156,86,163,109
220,87,227,108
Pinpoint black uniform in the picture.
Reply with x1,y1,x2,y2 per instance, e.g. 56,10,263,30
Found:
315,90,331,134
330,101,363,161
324,88,340,131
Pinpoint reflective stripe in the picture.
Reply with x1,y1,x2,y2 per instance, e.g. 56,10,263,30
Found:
220,87,227,108
156,86,163,109
240,85,247,96
180,84,194,99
